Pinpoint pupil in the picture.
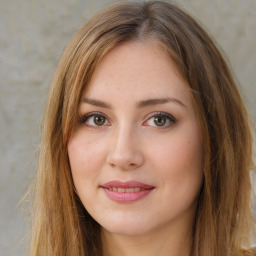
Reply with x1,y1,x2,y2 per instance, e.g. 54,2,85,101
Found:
94,115,105,125
154,116,166,126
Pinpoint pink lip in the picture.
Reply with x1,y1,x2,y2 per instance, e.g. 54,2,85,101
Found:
100,180,155,203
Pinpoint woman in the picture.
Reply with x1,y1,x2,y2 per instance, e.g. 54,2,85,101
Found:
29,1,255,256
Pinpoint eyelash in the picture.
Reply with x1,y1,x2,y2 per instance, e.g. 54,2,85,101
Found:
80,112,110,127
79,111,176,129
144,112,176,128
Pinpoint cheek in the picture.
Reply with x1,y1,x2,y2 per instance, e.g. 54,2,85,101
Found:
68,134,106,181
67,134,109,208
147,126,203,197
149,132,203,174
153,138,203,215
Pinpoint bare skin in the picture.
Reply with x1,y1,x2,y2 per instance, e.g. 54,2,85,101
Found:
68,40,203,256
101,204,195,256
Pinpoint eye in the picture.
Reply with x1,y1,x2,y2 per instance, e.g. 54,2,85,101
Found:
144,112,176,128
80,112,110,127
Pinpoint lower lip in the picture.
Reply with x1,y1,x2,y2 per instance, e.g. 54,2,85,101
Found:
102,188,154,203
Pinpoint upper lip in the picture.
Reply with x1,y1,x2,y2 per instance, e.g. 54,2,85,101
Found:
101,180,154,189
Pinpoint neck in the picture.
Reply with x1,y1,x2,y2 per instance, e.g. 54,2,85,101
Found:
101,213,194,256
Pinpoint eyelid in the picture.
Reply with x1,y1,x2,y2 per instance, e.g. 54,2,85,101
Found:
143,111,176,128
79,111,176,128
79,112,111,127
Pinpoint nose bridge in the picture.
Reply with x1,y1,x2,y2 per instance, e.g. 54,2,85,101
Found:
107,122,144,170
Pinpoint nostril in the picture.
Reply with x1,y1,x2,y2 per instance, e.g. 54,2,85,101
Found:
106,142,145,170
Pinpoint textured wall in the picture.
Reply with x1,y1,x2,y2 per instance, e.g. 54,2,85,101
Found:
0,0,255,255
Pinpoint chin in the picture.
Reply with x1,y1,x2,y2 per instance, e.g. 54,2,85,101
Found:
98,214,153,236
103,224,150,236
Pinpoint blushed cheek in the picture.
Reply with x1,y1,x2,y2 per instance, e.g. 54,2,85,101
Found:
68,136,107,179
68,139,99,201
68,140,85,172
162,136,203,207
68,140,91,182
150,132,203,188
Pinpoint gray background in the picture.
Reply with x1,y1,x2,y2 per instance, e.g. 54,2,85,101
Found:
0,0,255,255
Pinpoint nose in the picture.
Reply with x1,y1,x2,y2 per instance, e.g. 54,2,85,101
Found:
106,125,144,171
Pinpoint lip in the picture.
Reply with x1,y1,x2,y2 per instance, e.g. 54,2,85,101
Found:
100,180,155,203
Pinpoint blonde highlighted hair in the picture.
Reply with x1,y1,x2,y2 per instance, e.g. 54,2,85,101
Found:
29,1,255,255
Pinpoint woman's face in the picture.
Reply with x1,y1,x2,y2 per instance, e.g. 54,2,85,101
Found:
68,41,203,236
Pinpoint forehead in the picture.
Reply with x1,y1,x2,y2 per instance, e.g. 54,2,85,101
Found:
83,40,192,105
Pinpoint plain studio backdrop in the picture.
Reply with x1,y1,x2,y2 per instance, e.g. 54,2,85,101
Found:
0,0,255,255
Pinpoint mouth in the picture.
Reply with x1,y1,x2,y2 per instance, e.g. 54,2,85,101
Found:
100,180,155,203
105,187,149,192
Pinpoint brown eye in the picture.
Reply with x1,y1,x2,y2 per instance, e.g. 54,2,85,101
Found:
94,115,106,126
143,112,176,129
154,116,166,126
80,113,109,127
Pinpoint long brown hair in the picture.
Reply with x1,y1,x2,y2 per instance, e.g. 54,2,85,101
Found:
29,1,255,255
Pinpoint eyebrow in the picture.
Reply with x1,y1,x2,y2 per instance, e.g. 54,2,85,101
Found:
81,97,187,109
82,98,112,109
136,97,187,108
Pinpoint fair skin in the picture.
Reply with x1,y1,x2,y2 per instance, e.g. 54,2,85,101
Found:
68,40,203,256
